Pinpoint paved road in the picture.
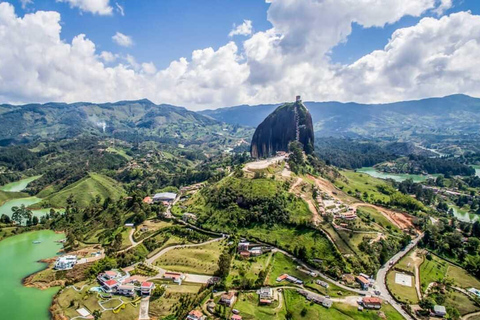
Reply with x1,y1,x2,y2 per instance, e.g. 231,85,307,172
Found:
375,233,424,320
139,297,150,320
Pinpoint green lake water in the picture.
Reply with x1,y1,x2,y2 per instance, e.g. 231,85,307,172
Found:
357,167,434,182
0,196,44,218
0,230,64,320
0,175,41,192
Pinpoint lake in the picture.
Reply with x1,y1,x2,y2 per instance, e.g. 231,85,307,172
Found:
357,167,434,183
0,230,64,320
0,175,41,192
0,196,44,218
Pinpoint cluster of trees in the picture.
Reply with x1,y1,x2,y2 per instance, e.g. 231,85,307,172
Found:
314,138,396,169
422,219,480,277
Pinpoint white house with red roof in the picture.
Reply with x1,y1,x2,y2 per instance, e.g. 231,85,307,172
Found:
141,281,155,295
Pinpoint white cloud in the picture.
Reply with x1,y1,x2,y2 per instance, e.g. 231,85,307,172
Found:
433,0,453,15
100,51,116,63
229,19,253,37
19,0,33,9
112,32,133,47
0,0,479,110
56,0,113,15
115,2,124,16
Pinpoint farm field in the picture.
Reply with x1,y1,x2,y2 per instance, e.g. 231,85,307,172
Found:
154,240,225,275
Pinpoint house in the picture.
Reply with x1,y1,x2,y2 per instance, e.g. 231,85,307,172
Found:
231,315,242,320
97,270,121,285
249,247,263,256
258,287,274,301
362,297,382,309
142,196,153,204
164,272,185,284
186,310,205,320
54,255,77,270
125,223,134,227
433,305,447,317
356,276,370,290
117,284,136,297
239,251,251,259
220,292,236,307
316,280,329,288
286,275,303,284
153,192,177,203
141,282,155,295
321,298,333,308
238,242,250,252
276,274,288,282
103,279,119,292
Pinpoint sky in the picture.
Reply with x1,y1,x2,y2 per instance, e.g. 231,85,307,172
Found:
1,0,480,109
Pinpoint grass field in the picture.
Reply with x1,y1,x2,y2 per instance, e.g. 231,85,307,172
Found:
226,253,272,287
106,147,132,161
154,240,225,275
266,252,312,286
419,255,448,292
234,292,286,319
386,271,419,304
419,253,480,292
283,290,404,320
38,173,126,208
238,224,338,265
149,282,202,318
446,290,480,315
335,171,392,203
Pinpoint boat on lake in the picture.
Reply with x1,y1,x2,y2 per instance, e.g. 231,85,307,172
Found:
32,241,42,244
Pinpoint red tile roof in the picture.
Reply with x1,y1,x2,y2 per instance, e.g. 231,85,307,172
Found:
356,276,369,285
104,279,118,287
363,297,382,305
189,310,203,317
141,282,154,288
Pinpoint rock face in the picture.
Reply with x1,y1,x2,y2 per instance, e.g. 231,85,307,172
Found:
250,99,314,158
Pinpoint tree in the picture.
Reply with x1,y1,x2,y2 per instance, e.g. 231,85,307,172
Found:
32,216,39,225
0,214,11,224
419,297,434,311
11,204,32,225
92,310,102,320
216,252,232,278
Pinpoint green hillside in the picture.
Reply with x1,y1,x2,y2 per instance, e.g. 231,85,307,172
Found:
38,173,126,208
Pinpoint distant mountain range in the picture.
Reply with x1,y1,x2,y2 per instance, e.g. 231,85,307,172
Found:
2,94,480,146
0,99,231,146
201,94,480,138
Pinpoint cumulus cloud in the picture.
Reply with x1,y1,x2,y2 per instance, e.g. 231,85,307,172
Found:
112,32,133,47
0,0,479,110
229,19,253,37
56,0,113,15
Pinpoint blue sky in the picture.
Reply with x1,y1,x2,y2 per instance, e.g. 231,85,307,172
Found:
15,0,273,69
2,0,480,108
11,0,478,68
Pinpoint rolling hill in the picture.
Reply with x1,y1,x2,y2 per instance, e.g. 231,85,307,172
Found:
201,94,480,138
37,173,126,208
